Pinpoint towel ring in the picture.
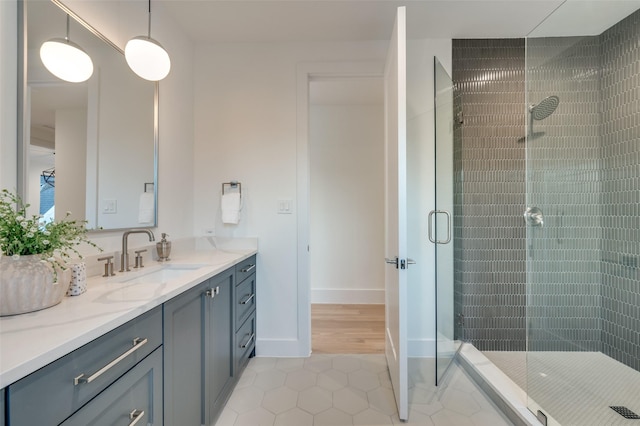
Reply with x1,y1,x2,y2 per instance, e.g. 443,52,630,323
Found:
222,181,242,197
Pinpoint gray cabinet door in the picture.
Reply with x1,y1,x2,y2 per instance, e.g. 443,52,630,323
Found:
60,348,163,426
1,388,5,426
206,269,234,422
163,280,208,426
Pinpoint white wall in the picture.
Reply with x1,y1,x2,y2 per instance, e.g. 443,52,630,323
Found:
309,103,385,304
0,0,17,192
194,42,388,356
55,108,87,221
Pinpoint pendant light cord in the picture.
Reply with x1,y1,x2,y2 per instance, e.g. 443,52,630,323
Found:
147,0,152,38
65,14,70,41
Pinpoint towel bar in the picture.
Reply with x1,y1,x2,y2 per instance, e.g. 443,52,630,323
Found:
222,181,242,197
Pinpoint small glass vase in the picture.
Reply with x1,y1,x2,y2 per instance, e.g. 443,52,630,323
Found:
0,255,71,316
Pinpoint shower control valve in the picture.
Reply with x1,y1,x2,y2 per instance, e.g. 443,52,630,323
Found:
524,207,544,227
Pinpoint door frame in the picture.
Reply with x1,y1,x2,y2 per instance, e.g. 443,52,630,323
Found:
296,61,384,357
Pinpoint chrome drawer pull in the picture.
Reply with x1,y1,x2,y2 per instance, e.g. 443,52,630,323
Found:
240,332,255,349
73,338,148,385
240,293,255,305
129,409,145,426
240,264,256,273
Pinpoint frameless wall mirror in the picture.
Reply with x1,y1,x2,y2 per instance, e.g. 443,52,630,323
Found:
18,0,158,231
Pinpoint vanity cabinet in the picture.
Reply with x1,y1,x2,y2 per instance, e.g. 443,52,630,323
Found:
164,256,257,426
164,269,234,426
234,256,257,374
2,253,257,426
163,278,209,425
164,269,234,425
6,306,163,426
1,388,5,426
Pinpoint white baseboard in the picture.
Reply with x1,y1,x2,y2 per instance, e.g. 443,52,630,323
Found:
408,338,436,358
311,288,384,304
256,338,310,357
257,337,436,359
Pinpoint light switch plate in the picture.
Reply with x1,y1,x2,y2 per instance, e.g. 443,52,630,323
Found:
277,199,293,214
103,199,117,214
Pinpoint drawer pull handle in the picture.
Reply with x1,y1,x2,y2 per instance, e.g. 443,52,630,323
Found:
240,264,256,273
240,332,255,349
240,293,255,305
129,409,145,426
73,337,148,385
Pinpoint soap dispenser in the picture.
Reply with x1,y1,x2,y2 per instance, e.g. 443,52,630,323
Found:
156,233,171,262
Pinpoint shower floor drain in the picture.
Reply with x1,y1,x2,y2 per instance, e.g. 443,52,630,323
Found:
610,406,640,419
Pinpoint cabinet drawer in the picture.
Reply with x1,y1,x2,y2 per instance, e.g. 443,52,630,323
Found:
8,306,162,426
234,313,256,374
235,255,256,284
60,348,163,426
235,273,256,330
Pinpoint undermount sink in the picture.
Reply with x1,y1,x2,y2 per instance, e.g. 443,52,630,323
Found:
119,264,207,285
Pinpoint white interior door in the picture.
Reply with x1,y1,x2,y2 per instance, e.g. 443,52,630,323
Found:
384,6,408,422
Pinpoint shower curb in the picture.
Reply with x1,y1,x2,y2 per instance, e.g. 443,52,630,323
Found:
457,343,542,426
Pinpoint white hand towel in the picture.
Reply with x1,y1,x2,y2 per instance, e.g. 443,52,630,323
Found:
221,192,241,224
138,192,155,224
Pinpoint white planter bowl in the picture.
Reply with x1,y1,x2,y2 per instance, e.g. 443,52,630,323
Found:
0,255,71,316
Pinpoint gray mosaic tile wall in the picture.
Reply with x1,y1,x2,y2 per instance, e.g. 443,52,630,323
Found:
600,10,640,371
452,9,640,370
452,39,527,351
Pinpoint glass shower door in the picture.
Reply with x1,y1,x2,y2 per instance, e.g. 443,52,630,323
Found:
433,57,459,384
525,33,604,424
525,4,640,424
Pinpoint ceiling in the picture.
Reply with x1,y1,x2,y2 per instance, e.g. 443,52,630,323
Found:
159,0,640,44
159,0,564,44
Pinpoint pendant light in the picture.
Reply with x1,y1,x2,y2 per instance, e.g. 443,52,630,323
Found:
125,0,171,81
40,15,94,83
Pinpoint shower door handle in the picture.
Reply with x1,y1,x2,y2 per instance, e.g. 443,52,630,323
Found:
428,210,451,244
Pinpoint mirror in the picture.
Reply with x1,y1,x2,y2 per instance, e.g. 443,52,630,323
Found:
18,0,157,230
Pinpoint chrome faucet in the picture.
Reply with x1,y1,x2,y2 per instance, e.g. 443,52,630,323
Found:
120,229,155,272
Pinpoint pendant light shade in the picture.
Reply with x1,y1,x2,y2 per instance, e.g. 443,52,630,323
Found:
125,36,170,81
125,0,170,81
40,16,93,83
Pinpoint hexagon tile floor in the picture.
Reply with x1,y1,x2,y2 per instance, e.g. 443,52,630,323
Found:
214,354,513,426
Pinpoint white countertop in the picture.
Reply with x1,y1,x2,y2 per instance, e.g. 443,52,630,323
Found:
0,247,257,389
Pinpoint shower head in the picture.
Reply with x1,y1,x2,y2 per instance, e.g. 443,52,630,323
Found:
529,95,559,121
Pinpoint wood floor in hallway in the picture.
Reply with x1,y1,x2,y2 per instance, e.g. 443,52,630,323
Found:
311,304,385,354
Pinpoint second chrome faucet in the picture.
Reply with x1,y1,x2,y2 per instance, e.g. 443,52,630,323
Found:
120,229,155,272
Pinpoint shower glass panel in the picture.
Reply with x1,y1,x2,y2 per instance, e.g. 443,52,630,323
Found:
434,57,459,385
525,3,640,424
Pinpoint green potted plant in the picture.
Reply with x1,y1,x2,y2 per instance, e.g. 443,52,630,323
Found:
0,189,101,316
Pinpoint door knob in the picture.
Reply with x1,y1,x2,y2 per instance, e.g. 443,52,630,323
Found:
385,257,398,268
